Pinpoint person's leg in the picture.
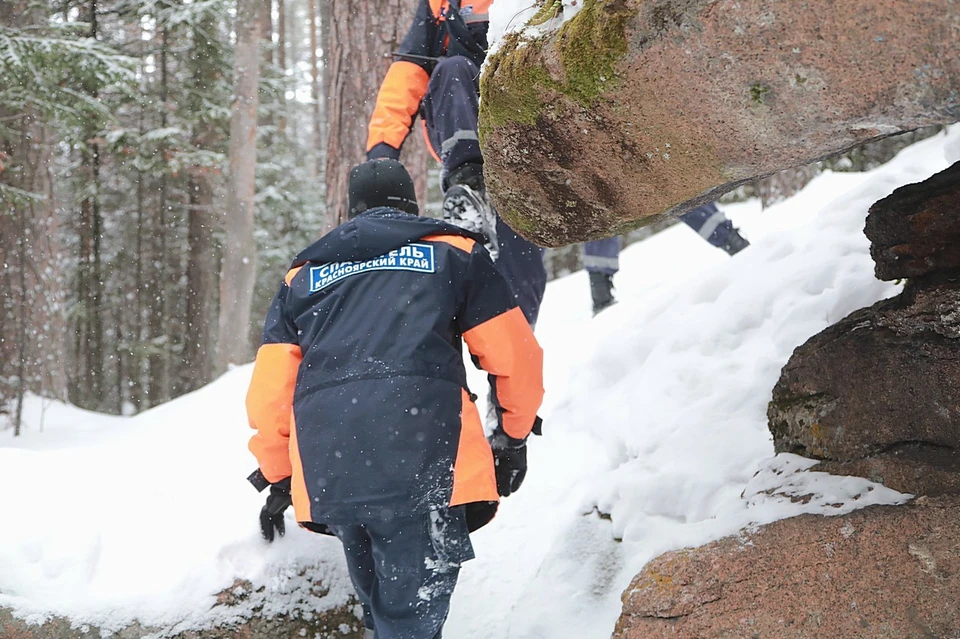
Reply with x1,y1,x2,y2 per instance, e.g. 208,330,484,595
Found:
363,506,474,639
495,217,547,327
422,55,547,326
679,202,749,255
420,56,483,181
583,237,621,315
328,524,377,635
422,56,500,258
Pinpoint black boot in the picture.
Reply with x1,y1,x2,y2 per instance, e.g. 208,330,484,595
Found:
589,271,616,316
721,229,750,255
442,163,499,260
443,162,485,194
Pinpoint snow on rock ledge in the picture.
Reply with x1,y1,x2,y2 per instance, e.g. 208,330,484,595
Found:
0,580,363,639
479,0,960,246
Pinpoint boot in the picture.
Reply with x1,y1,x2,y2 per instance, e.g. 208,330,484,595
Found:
443,162,485,194
589,271,616,316
721,229,750,255
442,163,499,260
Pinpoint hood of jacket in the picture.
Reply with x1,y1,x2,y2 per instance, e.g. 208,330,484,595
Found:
291,207,484,268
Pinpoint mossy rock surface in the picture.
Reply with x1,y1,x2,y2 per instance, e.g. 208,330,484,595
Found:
480,0,960,245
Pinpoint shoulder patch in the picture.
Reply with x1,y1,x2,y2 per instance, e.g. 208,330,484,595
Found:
284,266,303,287
308,243,436,293
422,234,476,253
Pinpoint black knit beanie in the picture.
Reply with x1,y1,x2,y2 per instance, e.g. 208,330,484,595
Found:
347,159,419,218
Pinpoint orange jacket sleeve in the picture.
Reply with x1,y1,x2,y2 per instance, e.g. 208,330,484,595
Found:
366,60,430,154
246,280,303,483
460,239,545,443
463,307,544,440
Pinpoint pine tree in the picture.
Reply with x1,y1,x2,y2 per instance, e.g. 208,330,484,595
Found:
0,0,135,424
216,0,261,371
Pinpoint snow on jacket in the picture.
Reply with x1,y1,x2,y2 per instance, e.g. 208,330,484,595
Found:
246,207,544,524
366,0,493,157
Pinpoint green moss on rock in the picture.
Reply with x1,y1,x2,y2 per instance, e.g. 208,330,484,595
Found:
480,0,633,138
750,82,771,104
480,33,553,142
555,0,632,105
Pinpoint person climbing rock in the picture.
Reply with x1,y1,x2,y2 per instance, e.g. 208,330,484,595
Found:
365,0,548,328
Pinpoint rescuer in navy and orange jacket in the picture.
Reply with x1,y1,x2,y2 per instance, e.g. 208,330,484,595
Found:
365,0,548,329
246,159,543,638
366,0,492,170
247,158,542,524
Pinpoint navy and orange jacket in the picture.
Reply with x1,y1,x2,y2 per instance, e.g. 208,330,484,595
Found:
246,207,544,525
366,0,493,158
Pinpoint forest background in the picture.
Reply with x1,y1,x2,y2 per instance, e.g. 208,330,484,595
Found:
0,0,936,431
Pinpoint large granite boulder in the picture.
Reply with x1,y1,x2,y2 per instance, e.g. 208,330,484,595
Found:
866,162,960,280
614,496,960,638
767,277,960,496
479,0,960,245
768,162,960,497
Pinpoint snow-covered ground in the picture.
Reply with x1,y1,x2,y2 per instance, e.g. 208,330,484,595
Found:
2,127,958,637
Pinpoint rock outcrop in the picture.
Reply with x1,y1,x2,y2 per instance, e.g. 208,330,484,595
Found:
616,162,960,637
0,579,363,639
614,496,960,639
866,161,960,280
768,161,960,497
479,0,960,245
767,279,960,495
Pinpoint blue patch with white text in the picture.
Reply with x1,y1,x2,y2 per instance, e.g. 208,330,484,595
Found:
309,243,436,292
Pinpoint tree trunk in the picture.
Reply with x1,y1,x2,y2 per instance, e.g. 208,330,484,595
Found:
309,0,322,178
260,0,274,133
73,0,105,410
131,60,147,412
287,0,300,143
323,0,429,227
146,25,173,406
184,172,218,388
183,12,224,390
260,0,273,67
0,100,69,432
217,0,261,370
276,0,287,137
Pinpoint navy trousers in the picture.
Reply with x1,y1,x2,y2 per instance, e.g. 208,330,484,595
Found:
423,55,546,326
582,237,621,275
328,506,475,639
422,56,483,179
583,203,736,275
679,202,737,249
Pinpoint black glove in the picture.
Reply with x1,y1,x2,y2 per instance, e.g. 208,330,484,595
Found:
493,444,527,497
489,428,528,497
259,477,292,542
494,444,527,496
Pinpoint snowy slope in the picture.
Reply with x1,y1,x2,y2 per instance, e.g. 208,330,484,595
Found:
2,126,958,637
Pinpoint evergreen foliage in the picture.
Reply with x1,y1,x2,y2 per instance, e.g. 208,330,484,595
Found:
1,0,327,419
